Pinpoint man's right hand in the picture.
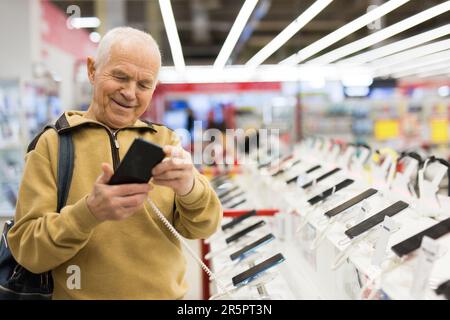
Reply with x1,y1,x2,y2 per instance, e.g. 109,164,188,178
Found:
86,163,152,222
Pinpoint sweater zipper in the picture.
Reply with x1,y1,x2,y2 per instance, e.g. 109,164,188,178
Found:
108,129,121,170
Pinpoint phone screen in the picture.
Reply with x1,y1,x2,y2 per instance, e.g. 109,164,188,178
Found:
217,186,239,199
109,138,165,185
221,191,246,204
286,165,321,184
232,253,285,287
324,188,378,218
391,217,450,257
307,178,354,205
345,201,409,239
229,234,275,261
225,220,266,244
228,198,247,209
222,210,257,231
301,167,341,189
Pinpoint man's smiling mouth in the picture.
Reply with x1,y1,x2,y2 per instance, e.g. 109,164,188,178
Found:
111,98,135,109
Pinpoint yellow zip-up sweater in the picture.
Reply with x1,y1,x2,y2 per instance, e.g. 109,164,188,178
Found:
8,111,222,299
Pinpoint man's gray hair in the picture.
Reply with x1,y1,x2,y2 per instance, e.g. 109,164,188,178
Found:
95,27,161,70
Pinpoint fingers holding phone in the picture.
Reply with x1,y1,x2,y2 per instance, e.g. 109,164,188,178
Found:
86,163,152,222
151,145,195,196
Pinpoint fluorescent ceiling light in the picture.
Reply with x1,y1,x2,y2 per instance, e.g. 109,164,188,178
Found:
368,38,450,72
305,1,450,65
338,24,450,65
279,0,410,65
417,68,450,78
392,59,450,78
159,0,185,72
70,17,101,29
245,0,333,68
214,0,259,69
89,32,101,43
158,64,371,83
376,49,450,77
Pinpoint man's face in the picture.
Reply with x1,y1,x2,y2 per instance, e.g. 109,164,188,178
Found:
87,40,160,129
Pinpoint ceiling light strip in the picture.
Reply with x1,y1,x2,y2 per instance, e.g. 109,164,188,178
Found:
159,0,185,72
392,59,450,78
338,24,450,65
305,1,450,65
375,49,450,77
214,0,259,69
279,0,410,66
245,0,333,68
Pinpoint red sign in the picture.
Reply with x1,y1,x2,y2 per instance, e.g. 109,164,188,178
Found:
155,82,281,94
40,0,97,59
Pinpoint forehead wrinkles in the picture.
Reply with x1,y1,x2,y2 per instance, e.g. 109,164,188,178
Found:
112,62,155,81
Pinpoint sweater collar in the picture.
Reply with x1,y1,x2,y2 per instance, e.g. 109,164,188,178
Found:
56,111,157,133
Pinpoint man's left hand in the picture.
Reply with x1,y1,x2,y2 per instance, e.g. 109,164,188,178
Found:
151,145,195,196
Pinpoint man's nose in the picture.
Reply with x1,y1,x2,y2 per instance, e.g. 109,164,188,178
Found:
119,82,137,101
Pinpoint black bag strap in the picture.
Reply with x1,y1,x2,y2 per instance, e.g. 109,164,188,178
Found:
56,132,74,213
27,114,74,213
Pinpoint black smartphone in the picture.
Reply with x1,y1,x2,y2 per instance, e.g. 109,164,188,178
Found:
229,234,275,261
221,191,246,204
344,201,409,239
217,185,239,199
391,217,450,257
324,188,378,218
109,138,166,185
307,179,354,205
272,159,301,177
435,280,450,300
301,167,341,189
231,253,285,287
286,165,321,184
222,210,257,231
225,220,266,244
228,198,247,209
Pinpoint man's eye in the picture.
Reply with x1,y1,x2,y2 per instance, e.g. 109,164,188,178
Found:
114,75,127,81
139,83,151,89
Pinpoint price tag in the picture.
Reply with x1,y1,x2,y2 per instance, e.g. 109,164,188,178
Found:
371,216,399,266
410,236,440,299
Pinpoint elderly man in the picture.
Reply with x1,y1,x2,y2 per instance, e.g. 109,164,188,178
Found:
7,27,222,299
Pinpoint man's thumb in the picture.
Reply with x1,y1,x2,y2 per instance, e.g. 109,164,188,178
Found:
97,163,114,184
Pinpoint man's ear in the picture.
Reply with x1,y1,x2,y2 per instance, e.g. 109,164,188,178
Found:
87,56,96,84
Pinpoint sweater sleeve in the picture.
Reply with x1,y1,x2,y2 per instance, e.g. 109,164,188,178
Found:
169,131,223,239
7,130,101,274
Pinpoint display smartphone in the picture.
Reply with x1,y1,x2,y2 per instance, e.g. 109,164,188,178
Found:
109,138,166,185
344,201,409,239
221,210,257,231
286,165,321,184
231,253,285,287
271,159,302,177
217,186,239,199
225,220,266,244
391,217,450,257
307,179,354,205
301,168,341,189
258,154,282,169
229,198,247,209
229,234,275,261
221,191,246,205
324,188,378,218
